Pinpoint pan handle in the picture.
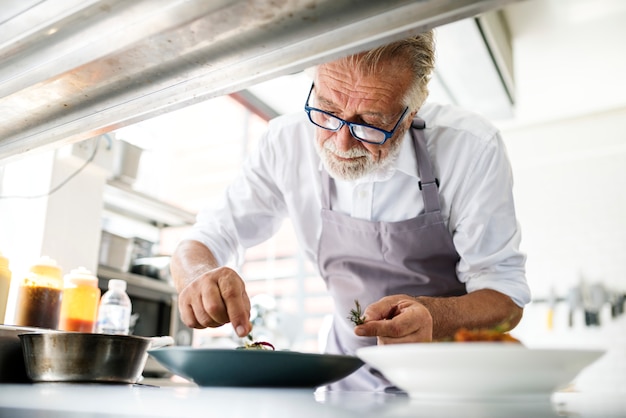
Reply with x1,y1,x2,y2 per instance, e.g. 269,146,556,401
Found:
149,336,175,349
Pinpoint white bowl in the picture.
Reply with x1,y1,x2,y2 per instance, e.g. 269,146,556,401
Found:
356,343,604,400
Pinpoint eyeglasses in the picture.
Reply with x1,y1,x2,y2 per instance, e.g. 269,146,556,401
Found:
304,83,409,145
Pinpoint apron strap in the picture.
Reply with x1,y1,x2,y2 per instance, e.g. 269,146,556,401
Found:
321,168,333,210
411,118,441,214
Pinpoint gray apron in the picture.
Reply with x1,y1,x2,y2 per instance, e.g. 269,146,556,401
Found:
318,118,467,391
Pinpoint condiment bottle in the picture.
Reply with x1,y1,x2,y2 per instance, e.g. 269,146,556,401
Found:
59,267,101,333
0,251,12,324
96,279,132,335
14,256,63,329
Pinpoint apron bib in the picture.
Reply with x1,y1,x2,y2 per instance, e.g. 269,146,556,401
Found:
317,118,466,391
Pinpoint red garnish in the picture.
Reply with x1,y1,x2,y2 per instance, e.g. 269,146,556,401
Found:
238,334,275,350
247,341,275,350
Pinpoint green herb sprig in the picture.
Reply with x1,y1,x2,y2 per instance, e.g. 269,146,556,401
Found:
348,299,366,326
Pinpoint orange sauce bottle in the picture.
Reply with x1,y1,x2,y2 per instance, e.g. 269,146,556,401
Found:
59,267,101,333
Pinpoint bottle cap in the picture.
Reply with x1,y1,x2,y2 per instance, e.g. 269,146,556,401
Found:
108,279,127,292
30,256,62,279
64,267,98,287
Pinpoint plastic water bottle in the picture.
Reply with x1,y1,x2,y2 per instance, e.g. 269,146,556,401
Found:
97,279,132,335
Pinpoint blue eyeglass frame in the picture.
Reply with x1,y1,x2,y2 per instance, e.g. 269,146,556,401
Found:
303,83,409,145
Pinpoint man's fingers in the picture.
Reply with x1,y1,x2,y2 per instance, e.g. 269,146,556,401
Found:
354,296,433,343
179,289,225,329
355,316,409,338
178,300,201,328
377,328,431,345
176,266,252,335
362,298,399,321
202,280,230,325
217,275,252,337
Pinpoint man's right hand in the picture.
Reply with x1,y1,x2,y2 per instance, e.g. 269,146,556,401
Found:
171,240,252,338
178,266,252,337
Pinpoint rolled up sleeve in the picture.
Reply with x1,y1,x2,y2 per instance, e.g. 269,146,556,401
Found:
451,132,531,307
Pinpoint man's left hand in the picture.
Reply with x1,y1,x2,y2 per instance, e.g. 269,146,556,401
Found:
353,295,433,344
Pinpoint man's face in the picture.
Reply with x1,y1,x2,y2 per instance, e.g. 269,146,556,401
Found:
312,58,415,181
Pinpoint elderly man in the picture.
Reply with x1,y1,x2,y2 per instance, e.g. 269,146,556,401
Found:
170,30,531,391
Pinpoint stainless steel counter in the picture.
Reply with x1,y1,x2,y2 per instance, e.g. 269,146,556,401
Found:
0,383,624,418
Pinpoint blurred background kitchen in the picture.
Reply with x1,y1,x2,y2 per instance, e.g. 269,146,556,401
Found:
1,0,625,358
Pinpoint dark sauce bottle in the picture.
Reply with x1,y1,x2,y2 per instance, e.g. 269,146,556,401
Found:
14,256,63,329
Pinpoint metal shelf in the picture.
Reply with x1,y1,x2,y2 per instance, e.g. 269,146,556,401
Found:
0,0,515,161
97,265,177,303
103,179,196,228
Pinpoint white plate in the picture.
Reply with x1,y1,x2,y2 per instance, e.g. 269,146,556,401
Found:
356,343,604,400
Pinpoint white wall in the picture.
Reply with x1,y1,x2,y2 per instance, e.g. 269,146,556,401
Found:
495,0,626,347
0,144,109,324
502,0,626,125
503,108,626,298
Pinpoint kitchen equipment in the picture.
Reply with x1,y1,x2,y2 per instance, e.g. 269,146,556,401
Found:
59,267,101,333
148,347,364,388
356,343,605,400
583,283,607,326
567,285,584,328
130,256,172,283
14,256,64,329
19,332,174,384
0,325,54,383
98,231,133,272
112,140,143,185
130,237,155,264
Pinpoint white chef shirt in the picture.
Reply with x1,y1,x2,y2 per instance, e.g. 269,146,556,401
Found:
187,102,531,307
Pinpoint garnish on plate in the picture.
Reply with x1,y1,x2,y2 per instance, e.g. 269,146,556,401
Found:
452,325,521,343
237,333,275,350
348,299,366,326
443,322,522,344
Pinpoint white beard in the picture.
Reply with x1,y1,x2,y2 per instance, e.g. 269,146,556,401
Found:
315,135,404,181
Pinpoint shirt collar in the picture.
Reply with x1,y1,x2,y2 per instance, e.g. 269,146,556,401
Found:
395,130,419,179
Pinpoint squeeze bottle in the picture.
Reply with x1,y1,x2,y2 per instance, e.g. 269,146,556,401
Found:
59,267,101,332
14,256,63,329
0,252,11,324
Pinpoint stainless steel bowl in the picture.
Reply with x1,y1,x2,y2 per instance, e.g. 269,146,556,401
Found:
19,332,171,384
0,325,54,383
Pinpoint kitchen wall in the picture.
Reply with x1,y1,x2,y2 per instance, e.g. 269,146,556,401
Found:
504,108,626,297
494,0,626,347
502,106,626,347
0,139,113,324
